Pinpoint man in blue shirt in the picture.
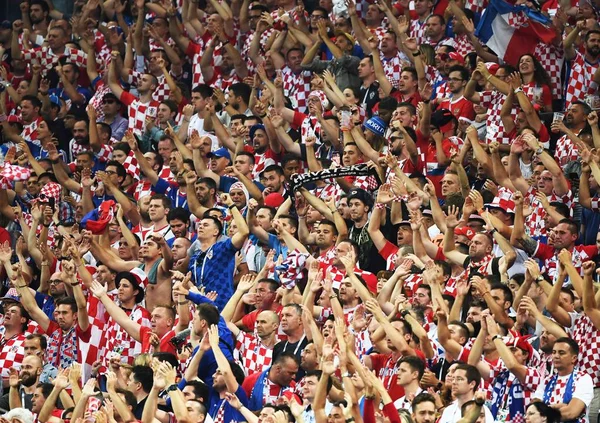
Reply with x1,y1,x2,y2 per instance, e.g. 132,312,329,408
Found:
187,193,249,310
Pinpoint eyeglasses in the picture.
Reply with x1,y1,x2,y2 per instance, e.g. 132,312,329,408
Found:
49,279,63,285
105,170,117,175
448,77,464,82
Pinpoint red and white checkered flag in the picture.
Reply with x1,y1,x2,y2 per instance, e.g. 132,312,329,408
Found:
275,249,309,289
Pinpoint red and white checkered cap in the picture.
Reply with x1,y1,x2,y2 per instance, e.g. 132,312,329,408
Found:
130,267,149,290
485,196,516,214
308,90,329,110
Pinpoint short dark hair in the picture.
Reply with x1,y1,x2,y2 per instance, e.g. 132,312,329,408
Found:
257,278,279,292
151,193,172,209
412,392,437,412
192,84,214,99
262,164,284,177
161,99,178,114
36,383,55,399
168,207,191,224
555,337,579,355
318,219,338,236
26,333,47,350
560,287,575,303
490,282,514,307
454,363,481,393
399,355,425,380
201,215,223,236
273,351,300,367
229,83,252,105
184,380,209,403
427,13,445,25
549,202,570,218
132,365,154,393
105,160,127,182
197,177,217,192
197,303,220,326
401,67,418,81
236,151,255,164
55,296,78,313
585,29,600,43
21,95,42,109
116,388,137,408
447,65,469,81
448,320,470,342
558,218,578,235
152,352,179,369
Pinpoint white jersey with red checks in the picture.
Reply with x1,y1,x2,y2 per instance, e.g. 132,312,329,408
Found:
0,333,26,378
381,51,404,88
565,52,600,108
480,90,517,145
281,67,312,113
235,331,274,376
536,370,592,423
21,116,43,143
22,46,87,72
525,186,573,238
410,19,428,45
490,359,542,407
128,71,171,103
534,41,564,99
454,34,475,58
570,313,600,387
89,81,112,122
535,242,596,284
554,130,581,170
120,91,160,138
104,304,152,365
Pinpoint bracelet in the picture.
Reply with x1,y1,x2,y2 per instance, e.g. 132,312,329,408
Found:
177,301,189,305
70,282,79,287
341,372,351,378
400,309,411,319
228,204,237,210
535,146,543,156
258,114,267,118
166,383,179,392
329,294,337,299
375,202,386,210
42,223,51,227
221,39,230,46
346,419,355,423
492,334,502,342
412,50,420,57
489,228,497,236
475,398,485,406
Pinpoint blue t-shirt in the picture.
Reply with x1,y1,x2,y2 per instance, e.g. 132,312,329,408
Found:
208,385,248,422
188,238,238,310
154,178,189,210
219,175,265,194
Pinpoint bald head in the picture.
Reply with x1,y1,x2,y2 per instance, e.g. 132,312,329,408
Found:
256,310,280,338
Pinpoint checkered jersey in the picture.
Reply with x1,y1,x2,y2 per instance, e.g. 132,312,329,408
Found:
370,26,389,42
490,359,542,402
128,71,171,103
22,47,87,72
0,334,26,378
240,28,274,75
524,186,573,238
565,52,600,108
465,0,487,13
410,20,428,45
312,183,342,204
235,331,274,376
534,42,565,99
381,51,404,88
104,304,152,365
281,67,312,113
185,39,207,88
70,139,113,163
538,371,591,423
454,34,475,58
535,242,595,284
208,68,241,91
21,117,43,143
252,149,279,180
89,81,112,122
119,91,160,138
554,132,580,170
571,313,600,386
480,90,517,145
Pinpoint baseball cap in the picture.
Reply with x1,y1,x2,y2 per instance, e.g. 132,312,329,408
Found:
455,226,476,240
0,21,11,30
264,192,285,208
103,92,120,103
347,188,374,208
207,147,232,162
485,62,499,75
49,94,61,107
448,52,464,63
484,197,516,214
431,108,456,133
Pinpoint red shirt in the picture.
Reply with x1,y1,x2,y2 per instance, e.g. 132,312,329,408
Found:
370,349,426,401
139,326,177,355
438,96,475,121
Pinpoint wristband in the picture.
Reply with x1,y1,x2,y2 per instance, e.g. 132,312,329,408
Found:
486,74,493,81
412,50,420,57
42,223,51,227
329,294,337,299
346,419,355,423
492,334,502,342
375,202,386,210
489,228,497,236
221,39,230,46
400,309,411,319
228,204,237,210
535,146,543,156
166,384,179,392
536,275,544,282
70,282,79,287
341,372,351,378
513,87,523,94
475,397,485,406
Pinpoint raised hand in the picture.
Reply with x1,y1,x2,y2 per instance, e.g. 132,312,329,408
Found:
444,205,461,229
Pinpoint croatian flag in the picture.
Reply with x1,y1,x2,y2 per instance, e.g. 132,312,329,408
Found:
476,0,556,66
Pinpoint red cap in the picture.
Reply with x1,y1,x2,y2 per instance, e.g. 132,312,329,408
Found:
264,192,285,208
485,62,499,75
448,52,464,63
455,226,475,240
506,336,533,362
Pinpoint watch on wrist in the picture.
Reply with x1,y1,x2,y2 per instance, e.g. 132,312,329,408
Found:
492,334,502,342
535,146,543,155
513,87,523,94
166,384,179,392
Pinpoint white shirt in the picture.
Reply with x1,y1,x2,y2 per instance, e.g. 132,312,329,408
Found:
393,388,423,412
439,399,495,423
533,371,593,423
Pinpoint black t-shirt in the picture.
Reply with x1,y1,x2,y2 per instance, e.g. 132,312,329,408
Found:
360,81,380,117
273,336,309,380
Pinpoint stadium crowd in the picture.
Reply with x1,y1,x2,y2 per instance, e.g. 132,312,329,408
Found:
1,0,600,422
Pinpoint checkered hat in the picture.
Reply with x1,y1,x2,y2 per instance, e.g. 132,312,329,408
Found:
308,90,329,110
122,151,141,180
485,196,516,214
39,182,62,202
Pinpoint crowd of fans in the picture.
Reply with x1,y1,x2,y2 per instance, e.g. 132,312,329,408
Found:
1,0,600,422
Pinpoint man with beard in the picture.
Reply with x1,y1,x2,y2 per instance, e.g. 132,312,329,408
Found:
276,49,312,114
66,119,92,163
261,165,287,198
565,29,600,108
98,93,128,142
0,302,28,386
200,28,249,91
24,0,49,36
249,125,282,180
424,15,455,49
218,83,252,126
124,50,180,104
52,62,92,116
1,355,43,409
438,66,475,120
553,101,592,170
24,334,57,384
227,277,282,331
397,68,422,107
412,393,438,423
167,208,193,245
18,95,44,145
358,56,380,115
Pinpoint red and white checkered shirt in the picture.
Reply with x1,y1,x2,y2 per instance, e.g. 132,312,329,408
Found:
21,116,43,143
128,71,171,103
535,242,596,284
119,91,160,138
240,28,274,75
381,51,405,89
480,90,517,145
555,130,582,170
465,0,488,13
22,47,87,71
103,304,152,365
525,186,573,238
571,314,600,387
281,66,312,113
235,331,274,376
0,333,26,378
454,34,475,58
410,20,428,45
534,41,565,99
89,80,112,122
537,370,591,423
565,52,600,108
